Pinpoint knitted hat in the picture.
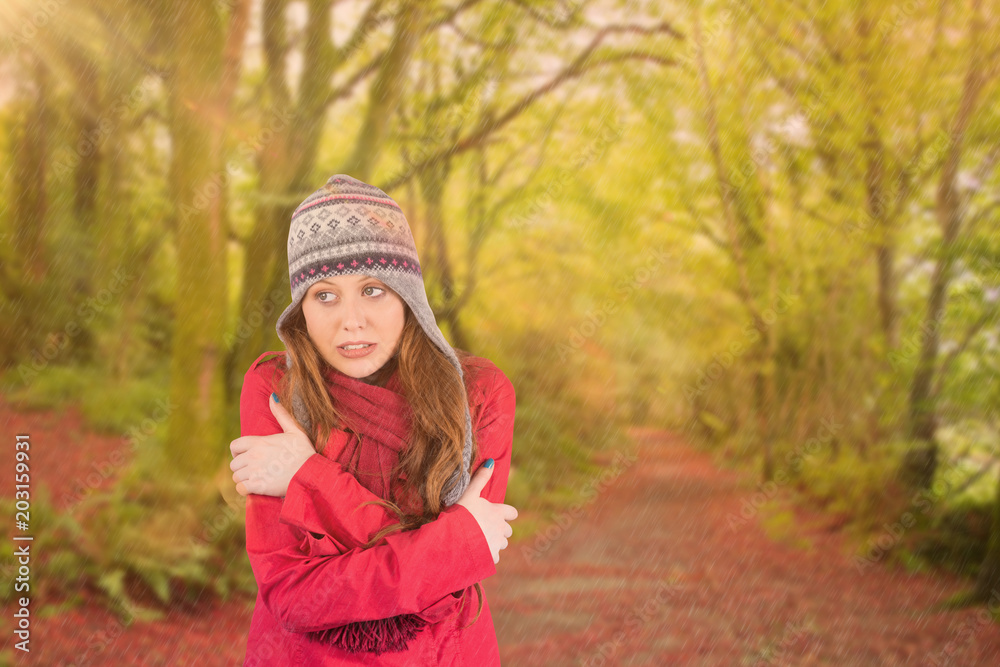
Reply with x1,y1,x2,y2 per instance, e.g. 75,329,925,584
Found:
275,174,472,507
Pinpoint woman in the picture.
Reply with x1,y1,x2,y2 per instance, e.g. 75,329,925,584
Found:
230,175,518,665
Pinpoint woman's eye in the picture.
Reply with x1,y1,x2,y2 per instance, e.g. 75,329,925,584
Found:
317,291,336,302
363,286,385,297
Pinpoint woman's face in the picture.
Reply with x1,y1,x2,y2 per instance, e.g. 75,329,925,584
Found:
301,273,406,380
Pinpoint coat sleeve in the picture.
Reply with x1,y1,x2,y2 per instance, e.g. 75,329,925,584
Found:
279,450,398,551
279,366,517,546
239,363,516,633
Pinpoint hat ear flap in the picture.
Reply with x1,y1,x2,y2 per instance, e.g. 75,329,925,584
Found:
290,385,313,440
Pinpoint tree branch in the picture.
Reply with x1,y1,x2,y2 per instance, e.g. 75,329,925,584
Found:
382,22,681,190
262,0,292,107
219,0,252,115
932,309,996,400
325,52,386,106
508,0,588,29
745,3,833,77
427,0,489,32
333,0,389,63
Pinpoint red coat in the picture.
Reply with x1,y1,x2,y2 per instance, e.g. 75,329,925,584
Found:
239,351,516,666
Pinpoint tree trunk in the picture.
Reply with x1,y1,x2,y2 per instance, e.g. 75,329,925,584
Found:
227,0,330,396
753,350,775,482
856,10,898,352
974,464,1000,602
341,0,426,181
900,0,986,490
693,9,772,480
15,56,50,283
417,158,469,350
165,0,248,477
67,46,102,364
865,121,897,351
2,54,51,371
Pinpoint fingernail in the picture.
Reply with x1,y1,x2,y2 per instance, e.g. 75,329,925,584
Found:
271,392,279,403
484,458,494,469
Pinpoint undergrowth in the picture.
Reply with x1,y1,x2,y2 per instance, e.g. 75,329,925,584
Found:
0,463,256,624
0,362,255,623
697,429,997,584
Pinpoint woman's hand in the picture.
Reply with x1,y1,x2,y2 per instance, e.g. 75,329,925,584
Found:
230,392,316,497
455,461,519,565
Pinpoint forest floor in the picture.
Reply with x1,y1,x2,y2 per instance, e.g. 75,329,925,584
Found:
1,399,998,665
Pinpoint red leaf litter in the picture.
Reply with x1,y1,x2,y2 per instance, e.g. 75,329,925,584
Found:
1,399,999,665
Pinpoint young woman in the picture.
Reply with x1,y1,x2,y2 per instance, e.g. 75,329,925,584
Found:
229,175,518,665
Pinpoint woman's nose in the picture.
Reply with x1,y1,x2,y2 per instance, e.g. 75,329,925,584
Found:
340,296,366,329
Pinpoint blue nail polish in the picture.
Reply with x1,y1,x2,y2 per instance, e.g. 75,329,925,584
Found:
484,458,494,469
272,392,279,403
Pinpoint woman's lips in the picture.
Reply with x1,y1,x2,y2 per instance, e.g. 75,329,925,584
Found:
337,343,376,359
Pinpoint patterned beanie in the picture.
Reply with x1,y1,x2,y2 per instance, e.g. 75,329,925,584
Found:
274,174,473,507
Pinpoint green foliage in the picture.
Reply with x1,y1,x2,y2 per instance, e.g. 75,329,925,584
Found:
937,420,1000,505
0,364,92,409
792,441,913,536
477,326,632,527
503,461,533,512
759,505,813,551
0,363,170,437
0,468,256,622
776,434,997,580
909,498,993,579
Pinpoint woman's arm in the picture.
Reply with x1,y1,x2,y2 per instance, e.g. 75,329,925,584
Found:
245,492,493,633
237,360,406,549
240,363,516,633
274,369,517,546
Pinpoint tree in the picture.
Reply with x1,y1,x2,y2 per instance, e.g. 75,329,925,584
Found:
1,53,51,370
901,0,999,489
164,0,251,477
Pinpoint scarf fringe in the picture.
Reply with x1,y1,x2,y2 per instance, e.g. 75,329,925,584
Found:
309,614,431,655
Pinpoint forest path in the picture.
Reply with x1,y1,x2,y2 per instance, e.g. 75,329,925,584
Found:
490,426,1000,666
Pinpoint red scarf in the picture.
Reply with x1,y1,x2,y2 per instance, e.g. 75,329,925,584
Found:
305,364,433,654
324,365,413,499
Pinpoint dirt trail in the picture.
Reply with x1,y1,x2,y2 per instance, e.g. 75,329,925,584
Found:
1,400,998,665
490,427,1000,666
